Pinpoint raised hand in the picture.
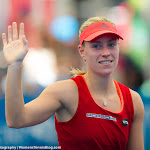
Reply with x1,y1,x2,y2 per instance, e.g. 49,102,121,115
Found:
2,22,28,66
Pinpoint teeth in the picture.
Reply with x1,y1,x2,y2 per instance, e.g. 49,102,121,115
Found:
99,61,112,64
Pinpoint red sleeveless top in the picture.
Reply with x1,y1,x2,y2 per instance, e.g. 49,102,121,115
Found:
55,76,134,150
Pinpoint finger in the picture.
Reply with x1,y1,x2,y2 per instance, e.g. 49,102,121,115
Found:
2,33,7,46
22,35,28,45
8,25,12,43
19,23,24,39
12,22,18,40
22,35,28,52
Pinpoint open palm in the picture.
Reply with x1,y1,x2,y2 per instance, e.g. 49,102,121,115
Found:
2,22,28,65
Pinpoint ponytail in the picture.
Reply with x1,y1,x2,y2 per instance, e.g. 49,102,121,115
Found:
70,68,87,77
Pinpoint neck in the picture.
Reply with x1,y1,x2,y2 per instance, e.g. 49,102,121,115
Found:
84,72,115,96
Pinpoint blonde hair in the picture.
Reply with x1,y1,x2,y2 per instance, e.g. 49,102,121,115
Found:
70,68,87,77
71,17,116,77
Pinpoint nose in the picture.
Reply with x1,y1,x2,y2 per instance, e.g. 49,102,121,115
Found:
101,46,110,57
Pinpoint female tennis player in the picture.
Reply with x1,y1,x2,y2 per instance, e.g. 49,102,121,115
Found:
2,17,144,150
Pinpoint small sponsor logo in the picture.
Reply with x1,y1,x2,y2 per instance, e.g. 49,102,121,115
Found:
122,118,128,127
86,113,117,122
99,23,108,29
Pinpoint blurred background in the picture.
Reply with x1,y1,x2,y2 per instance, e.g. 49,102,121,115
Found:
0,0,150,149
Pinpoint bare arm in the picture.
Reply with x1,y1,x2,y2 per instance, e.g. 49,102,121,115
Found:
126,90,144,150
2,22,28,128
6,64,62,128
2,22,63,128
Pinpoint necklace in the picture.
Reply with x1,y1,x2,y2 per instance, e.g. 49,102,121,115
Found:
86,74,108,107
103,102,107,107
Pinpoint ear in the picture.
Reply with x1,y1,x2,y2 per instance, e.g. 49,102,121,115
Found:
78,45,86,60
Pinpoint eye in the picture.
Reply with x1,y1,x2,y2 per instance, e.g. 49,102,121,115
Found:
108,43,116,48
92,44,102,49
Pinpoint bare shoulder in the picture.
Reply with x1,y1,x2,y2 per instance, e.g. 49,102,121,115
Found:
129,89,144,120
46,78,77,94
45,78,78,103
126,89,144,150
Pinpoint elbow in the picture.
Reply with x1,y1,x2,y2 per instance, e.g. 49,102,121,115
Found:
6,120,23,129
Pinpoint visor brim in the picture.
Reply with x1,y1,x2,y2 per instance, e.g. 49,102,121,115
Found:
84,30,123,42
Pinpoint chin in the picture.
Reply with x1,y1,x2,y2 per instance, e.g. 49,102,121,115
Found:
100,73,112,78
97,70,114,78
89,66,116,77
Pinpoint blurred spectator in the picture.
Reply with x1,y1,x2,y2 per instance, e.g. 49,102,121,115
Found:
115,54,144,91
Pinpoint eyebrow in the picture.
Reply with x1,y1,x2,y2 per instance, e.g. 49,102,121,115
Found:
90,39,117,44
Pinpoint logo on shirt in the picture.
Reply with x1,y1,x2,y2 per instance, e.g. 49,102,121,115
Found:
122,118,128,127
86,113,117,122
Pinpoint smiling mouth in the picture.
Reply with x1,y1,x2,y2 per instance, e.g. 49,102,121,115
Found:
99,60,113,64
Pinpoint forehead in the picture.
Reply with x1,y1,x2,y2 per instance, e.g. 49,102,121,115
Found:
90,33,118,43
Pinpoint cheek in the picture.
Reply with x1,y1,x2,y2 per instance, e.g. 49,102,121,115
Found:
114,49,119,65
85,50,93,60
114,48,119,57
85,53,97,64
115,51,119,59
85,49,98,59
